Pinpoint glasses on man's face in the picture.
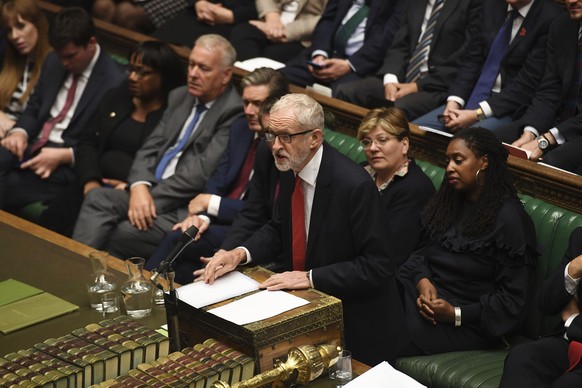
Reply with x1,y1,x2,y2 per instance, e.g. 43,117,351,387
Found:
360,136,391,149
125,65,156,79
265,129,314,143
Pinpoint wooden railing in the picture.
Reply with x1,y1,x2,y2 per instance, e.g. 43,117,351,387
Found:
38,1,582,214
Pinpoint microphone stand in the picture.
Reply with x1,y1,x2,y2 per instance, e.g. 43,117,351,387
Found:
164,271,181,353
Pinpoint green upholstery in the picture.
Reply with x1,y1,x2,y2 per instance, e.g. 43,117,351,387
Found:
323,129,582,388
14,202,48,223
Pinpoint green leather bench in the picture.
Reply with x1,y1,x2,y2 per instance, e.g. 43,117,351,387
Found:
324,128,582,388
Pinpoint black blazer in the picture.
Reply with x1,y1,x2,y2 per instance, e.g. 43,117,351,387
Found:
448,0,563,118
243,143,409,366
378,0,481,93
75,81,164,186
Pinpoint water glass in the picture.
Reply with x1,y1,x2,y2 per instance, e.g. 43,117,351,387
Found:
121,257,153,319
329,350,352,386
101,292,120,315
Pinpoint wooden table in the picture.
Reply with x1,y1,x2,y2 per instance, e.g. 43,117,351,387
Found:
0,211,370,383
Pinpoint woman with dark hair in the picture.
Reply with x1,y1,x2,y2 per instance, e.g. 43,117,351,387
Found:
398,127,538,356
0,0,50,137
357,107,435,267
39,40,185,236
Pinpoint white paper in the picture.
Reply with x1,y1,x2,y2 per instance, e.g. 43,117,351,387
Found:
176,271,260,308
208,290,309,326
235,57,285,72
344,361,426,388
418,125,453,138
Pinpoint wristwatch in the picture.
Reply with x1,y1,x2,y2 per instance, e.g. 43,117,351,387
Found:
537,135,550,152
474,107,486,122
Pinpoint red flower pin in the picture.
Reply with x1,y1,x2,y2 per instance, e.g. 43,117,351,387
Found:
519,27,526,37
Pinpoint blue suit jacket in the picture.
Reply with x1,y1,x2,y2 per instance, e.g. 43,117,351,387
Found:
15,48,126,148
308,0,403,75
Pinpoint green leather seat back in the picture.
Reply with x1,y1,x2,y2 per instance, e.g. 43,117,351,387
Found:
324,128,367,164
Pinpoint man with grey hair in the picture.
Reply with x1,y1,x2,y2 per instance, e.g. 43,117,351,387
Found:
197,93,409,366
73,34,243,259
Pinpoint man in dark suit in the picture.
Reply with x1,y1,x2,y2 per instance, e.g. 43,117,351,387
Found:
413,0,562,133
144,68,289,284
335,0,481,119
0,7,125,211
72,34,244,259
498,1,582,175
281,0,403,96
197,93,408,366
499,227,582,387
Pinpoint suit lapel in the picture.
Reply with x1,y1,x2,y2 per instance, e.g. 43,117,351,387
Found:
72,51,106,124
562,21,579,93
409,0,428,50
506,0,539,54
432,0,459,46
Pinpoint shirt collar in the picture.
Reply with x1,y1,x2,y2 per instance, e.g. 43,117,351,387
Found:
80,43,100,81
297,144,323,187
508,0,534,19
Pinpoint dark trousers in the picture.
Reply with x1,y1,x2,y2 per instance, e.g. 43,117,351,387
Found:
230,23,305,63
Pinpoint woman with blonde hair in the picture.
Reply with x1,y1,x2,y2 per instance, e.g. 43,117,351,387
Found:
0,0,50,137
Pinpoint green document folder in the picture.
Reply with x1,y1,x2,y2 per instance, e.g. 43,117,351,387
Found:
0,278,43,307
0,292,79,334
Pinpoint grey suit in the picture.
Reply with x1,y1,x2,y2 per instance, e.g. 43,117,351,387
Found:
72,85,243,259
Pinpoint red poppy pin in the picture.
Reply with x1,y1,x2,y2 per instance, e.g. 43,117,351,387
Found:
519,27,526,37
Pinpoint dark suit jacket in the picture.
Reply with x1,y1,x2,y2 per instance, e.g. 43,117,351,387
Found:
200,117,255,224
243,143,408,366
74,81,164,186
378,0,481,93
128,84,244,214
514,15,581,141
221,140,279,250
15,48,126,147
448,0,563,118
308,0,404,75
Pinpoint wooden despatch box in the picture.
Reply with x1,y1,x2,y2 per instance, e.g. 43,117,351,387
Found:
176,266,344,373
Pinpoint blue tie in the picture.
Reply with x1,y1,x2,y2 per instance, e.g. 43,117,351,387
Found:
465,9,519,109
155,103,207,181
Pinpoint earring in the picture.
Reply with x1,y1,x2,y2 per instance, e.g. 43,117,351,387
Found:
475,169,481,181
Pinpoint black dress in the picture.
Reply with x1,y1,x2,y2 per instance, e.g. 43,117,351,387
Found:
398,198,538,355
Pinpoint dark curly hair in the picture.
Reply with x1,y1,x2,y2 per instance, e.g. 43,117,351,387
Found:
423,127,518,238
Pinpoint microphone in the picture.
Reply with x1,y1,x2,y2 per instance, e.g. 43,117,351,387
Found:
150,225,199,284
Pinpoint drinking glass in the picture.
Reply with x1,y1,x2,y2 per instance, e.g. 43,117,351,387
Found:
87,251,117,311
121,257,153,318
329,349,352,386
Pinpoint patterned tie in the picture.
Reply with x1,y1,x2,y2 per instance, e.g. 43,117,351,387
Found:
29,74,80,155
465,9,520,109
405,0,445,83
291,175,306,271
227,138,260,200
333,2,369,57
155,103,207,181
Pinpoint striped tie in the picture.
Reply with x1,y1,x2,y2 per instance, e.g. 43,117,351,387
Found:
405,0,445,83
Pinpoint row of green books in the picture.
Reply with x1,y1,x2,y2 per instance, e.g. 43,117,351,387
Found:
88,338,256,388
0,315,169,387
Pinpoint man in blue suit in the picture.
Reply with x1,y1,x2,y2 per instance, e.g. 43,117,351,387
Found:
281,0,403,95
144,68,289,283
0,7,125,211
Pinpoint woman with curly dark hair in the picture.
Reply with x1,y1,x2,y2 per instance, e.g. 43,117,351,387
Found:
398,127,538,356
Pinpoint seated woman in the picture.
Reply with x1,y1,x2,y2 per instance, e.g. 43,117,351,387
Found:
39,41,185,236
0,0,50,138
398,127,538,356
500,227,582,388
357,107,435,267
229,0,326,63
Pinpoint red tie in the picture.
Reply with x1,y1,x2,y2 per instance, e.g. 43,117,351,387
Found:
227,138,260,199
30,74,80,154
567,341,582,372
292,175,306,271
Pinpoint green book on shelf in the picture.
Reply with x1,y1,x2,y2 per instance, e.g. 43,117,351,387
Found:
0,292,79,334
0,278,43,307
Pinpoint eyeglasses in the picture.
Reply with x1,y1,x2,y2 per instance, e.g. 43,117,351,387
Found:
125,65,156,78
360,136,391,149
265,129,314,143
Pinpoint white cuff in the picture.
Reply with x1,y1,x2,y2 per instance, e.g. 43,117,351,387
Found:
236,246,252,265
311,50,328,59
549,127,565,145
69,147,75,167
565,262,581,295
479,101,493,118
130,181,152,189
523,126,539,137
207,194,221,217
346,59,356,73
197,214,211,225
308,270,314,288
7,127,28,138
447,96,465,108
383,74,399,85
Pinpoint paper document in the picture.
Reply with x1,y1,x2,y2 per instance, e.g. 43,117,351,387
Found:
418,125,453,138
208,290,309,326
235,57,285,72
344,361,426,387
177,271,260,308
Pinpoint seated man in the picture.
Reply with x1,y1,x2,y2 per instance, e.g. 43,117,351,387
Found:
0,7,125,213
281,0,403,96
335,0,481,119
196,93,409,367
496,5,582,175
145,68,289,284
72,34,244,260
499,227,582,387
413,0,562,134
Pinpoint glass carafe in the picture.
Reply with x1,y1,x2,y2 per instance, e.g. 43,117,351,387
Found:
87,251,118,311
121,257,153,318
